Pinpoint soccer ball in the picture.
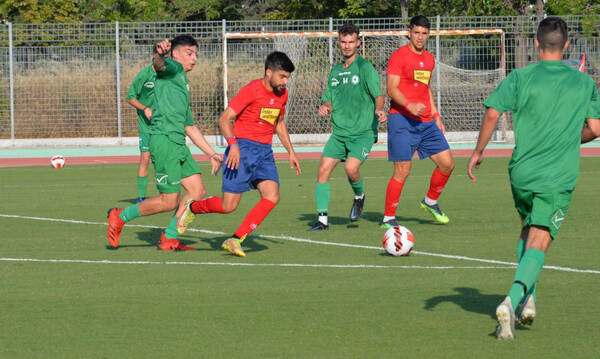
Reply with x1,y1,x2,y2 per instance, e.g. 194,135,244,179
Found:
382,226,415,257
50,155,66,169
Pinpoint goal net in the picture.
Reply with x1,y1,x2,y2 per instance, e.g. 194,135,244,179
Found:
223,29,506,144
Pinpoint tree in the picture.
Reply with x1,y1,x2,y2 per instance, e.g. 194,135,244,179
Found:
0,0,79,23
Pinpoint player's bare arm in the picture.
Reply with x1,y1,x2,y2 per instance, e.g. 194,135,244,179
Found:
275,116,302,176
374,95,387,123
387,73,426,116
429,88,444,134
152,38,170,73
185,125,222,175
218,107,241,170
467,107,501,182
126,98,152,120
581,118,600,143
318,102,333,117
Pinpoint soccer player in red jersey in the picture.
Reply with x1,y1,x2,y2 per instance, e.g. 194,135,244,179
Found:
381,15,455,228
176,51,302,257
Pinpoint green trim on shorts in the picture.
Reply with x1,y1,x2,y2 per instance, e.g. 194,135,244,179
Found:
511,185,573,239
149,134,201,194
139,132,150,152
322,133,375,162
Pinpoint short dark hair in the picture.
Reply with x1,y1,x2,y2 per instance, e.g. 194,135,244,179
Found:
537,17,568,51
265,51,295,73
339,22,360,37
409,15,430,30
171,34,198,50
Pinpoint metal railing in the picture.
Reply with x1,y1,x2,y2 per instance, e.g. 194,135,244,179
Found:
0,16,598,143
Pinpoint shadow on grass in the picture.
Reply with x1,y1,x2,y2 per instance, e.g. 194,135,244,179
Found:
424,287,532,337
424,287,505,319
298,211,434,229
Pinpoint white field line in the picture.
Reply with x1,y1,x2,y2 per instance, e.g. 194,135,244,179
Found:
0,257,512,270
1,213,599,274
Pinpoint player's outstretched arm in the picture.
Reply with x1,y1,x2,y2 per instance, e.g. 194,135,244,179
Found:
185,125,222,175
275,116,301,176
581,118,600,143
468,107,501,182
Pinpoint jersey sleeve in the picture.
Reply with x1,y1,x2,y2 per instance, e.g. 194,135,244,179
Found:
157,58,182,78
126,70,144,100
184,105,194,127
321,70,333,103
228,82,254,115
586,81,600,119
483,70,518,114
386,50,403,76
363,62,383,99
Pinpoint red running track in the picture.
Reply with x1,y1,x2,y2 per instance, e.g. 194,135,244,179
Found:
2,148,600,168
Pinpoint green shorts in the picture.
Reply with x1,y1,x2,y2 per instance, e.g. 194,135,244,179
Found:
322,133,375,162
511,186,573,239
149,134,201,194
139,132,150,153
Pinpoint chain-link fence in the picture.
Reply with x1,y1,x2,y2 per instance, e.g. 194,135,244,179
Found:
0,16,598,143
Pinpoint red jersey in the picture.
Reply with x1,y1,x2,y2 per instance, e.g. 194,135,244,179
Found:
228,79,288,144
386,45,435,122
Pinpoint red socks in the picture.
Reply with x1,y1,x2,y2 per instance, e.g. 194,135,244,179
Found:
190,196,225,214
426,168,451,200
384,178,404,217
234,198,277,238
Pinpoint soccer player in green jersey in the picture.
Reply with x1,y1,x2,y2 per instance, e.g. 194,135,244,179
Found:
467,17,600,340
309,22,386,231
107,35,223,251
125,45,157,203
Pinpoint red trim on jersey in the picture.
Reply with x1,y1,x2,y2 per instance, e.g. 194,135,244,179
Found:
386,45,435,122
228,79,288,144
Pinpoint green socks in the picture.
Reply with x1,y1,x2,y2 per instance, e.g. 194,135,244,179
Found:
516,240,537,303
119,203,141,223
137,175,148,198
164,216,179,240
348,177,364,196
315,182,330,214
508,248,546,311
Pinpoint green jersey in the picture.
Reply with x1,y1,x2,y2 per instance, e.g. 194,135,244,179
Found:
321,55,382,139
484,61,600,192
148,59,194,145
125,65,156,134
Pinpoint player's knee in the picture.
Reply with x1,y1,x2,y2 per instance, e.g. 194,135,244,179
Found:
260,192,280,205
441,161,455,174
222,202,237,214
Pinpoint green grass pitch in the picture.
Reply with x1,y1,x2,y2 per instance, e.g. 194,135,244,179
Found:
1,157,599,358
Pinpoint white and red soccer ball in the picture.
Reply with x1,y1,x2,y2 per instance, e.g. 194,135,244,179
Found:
50,155,66,169
382,225,415,256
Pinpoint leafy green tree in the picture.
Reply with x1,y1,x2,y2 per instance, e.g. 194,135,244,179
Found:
0,0,79,23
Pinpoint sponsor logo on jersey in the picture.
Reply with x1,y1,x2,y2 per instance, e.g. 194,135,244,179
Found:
352,75,359,85
419,61,424,67
269,98,275,105
331,78,340,87
413,70,431,85
259,107,281,125
143,82,154,89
